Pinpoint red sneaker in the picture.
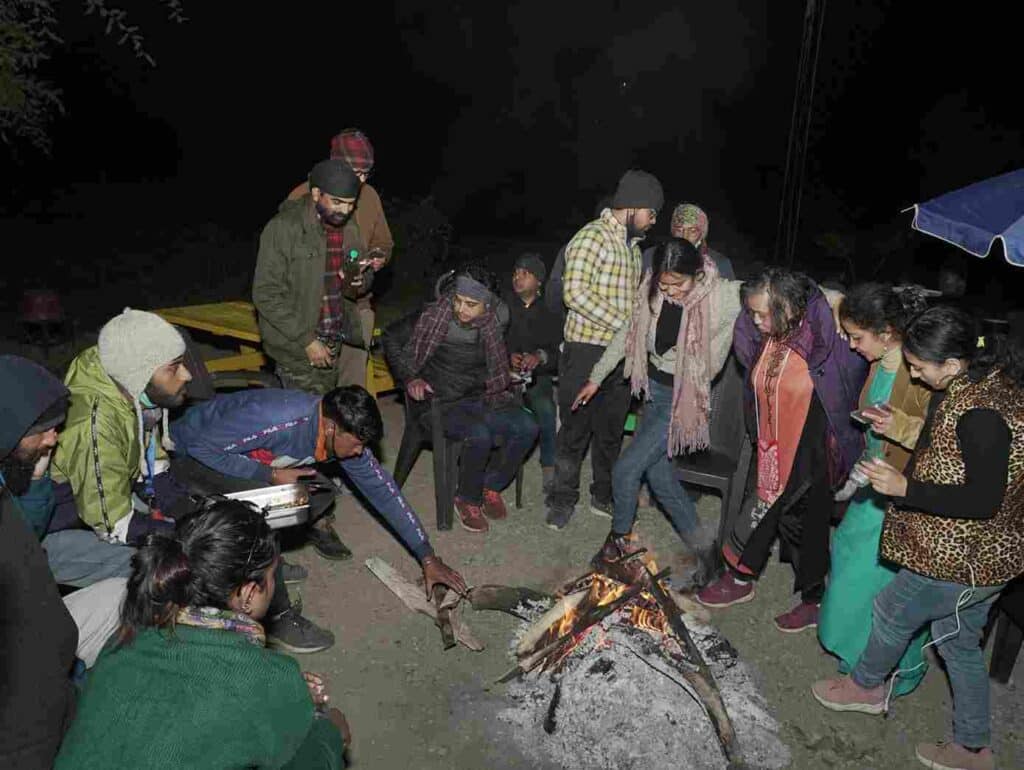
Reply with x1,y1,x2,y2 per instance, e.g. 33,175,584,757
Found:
454,497,489,533
774,601,820,633
811,676,885,715
482,489,508,520
695,572,755,608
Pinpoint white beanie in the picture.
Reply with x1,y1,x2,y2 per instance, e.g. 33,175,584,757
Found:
98,308,185,401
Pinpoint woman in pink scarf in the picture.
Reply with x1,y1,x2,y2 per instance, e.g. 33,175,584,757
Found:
573,239,743,584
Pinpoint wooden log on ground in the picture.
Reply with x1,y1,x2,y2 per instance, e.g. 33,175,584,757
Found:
643,564,744,769
467,585,553,616
365,557,483,651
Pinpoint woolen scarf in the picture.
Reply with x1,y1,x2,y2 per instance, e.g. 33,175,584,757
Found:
624,254,720,456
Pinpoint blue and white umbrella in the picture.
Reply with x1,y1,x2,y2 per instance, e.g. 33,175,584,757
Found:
909,169,1024,267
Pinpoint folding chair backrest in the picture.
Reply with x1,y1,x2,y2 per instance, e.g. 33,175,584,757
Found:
707,352,747,463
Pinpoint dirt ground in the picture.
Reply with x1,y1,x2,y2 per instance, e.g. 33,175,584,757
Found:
285,393,1023,770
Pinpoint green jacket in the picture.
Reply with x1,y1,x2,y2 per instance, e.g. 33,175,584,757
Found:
54,625,343,770
253,197,365,369
51,347,143,533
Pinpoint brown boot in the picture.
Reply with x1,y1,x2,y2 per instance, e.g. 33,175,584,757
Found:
590,532,647,584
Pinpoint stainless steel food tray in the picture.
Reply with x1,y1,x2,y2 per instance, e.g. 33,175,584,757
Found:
223,483,310,530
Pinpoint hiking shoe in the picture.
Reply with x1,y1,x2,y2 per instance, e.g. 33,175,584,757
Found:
266,609,335,654
307,521,352,561
589,495,614,519
811,676,885,715
545,503,575,531
915,741,994,770
696,572,755,608
281,560,308,585
541,466,555,496
455,497,489,533
482,489,508,520
774,601,820,633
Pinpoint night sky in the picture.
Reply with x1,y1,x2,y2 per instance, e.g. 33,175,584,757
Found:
3,1,1022,269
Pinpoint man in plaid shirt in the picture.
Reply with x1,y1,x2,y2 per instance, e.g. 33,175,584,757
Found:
546,170,663,530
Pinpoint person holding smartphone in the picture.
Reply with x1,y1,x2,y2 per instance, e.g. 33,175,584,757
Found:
818,284,933,696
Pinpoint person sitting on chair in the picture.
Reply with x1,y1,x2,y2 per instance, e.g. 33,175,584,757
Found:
383,262,538,534
505,253,562,494
170,385,467,602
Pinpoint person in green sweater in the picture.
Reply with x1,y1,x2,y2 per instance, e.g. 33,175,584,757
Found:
55,500,349,770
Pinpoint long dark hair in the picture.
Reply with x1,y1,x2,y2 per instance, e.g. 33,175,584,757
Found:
117,499,278,646
903,306,1024,387
839,283,929,337
648,238,704,304
740,268,817,339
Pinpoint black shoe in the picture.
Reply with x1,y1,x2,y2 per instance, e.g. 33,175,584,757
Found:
545,503,575,531
265,609,335,654
281,560,308,585
589,495,614,519
307,522,352,561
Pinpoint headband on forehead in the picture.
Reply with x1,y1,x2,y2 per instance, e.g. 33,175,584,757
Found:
454,275,492,303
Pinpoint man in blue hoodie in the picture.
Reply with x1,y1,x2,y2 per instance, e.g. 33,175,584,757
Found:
170,384,467,616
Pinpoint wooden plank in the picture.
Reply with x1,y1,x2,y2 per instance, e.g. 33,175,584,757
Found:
204,352,267,372
365,557,483,651
152,301,261,342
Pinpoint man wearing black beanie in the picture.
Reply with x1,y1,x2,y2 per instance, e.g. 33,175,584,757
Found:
253,159,363,566
545,169,663,531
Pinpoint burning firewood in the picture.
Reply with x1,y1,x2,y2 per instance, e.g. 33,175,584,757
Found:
500,554,747,769
515,590,589,658
641,562,744,768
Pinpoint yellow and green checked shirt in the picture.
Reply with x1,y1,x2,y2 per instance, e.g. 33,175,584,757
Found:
562,209,643,346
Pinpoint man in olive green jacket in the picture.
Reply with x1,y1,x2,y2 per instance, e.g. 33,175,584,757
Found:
255,159,364,395
286,128,393,390
253,159,361,561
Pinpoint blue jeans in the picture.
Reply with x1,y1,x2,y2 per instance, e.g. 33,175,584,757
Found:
851,568,1004,747
440,400,539,505
524,375,557,468
611,379,698,542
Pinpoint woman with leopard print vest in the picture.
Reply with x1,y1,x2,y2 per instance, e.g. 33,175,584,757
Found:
813,306,1024,770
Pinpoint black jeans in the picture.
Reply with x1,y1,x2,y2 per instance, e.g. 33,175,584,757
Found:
424,400,539,505
170,457,334,619
547,342,633,509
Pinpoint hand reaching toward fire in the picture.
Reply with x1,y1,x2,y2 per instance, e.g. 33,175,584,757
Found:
422,554,468,599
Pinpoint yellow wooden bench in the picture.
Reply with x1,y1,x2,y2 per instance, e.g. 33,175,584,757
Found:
153,301,397,396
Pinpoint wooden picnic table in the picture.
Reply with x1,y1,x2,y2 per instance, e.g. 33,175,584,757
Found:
152,300,398,396
153,301,266,373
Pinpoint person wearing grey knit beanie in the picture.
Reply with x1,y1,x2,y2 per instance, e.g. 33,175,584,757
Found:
98,308,190,410
54,308,338,655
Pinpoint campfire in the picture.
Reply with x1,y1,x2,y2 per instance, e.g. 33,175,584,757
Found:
365,552,789,770
502,554,743,763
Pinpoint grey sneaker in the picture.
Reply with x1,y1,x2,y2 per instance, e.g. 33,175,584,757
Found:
589,495,613,519
266,609,335,654
281,560,308,585
545,503,575,531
